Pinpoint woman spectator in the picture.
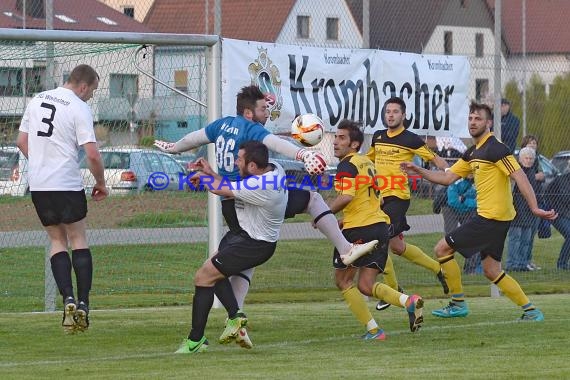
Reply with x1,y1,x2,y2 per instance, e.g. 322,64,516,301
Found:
506,147,539,271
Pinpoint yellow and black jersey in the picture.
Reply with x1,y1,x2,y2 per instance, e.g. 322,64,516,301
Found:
450,133,520,221
367,127,437,199
335,153,390,229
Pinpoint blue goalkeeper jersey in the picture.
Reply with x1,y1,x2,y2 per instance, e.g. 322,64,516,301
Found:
204,115,271,180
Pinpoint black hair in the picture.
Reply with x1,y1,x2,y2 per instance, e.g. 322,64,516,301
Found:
236,85,265,116
239,140,269,168
337,119,364,151
384,96,406,113
469,101,493,120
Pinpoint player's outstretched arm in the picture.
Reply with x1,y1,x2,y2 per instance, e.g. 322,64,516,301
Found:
262,134,327,175
401,162,459,186
511,169,558,220
154,129,210,154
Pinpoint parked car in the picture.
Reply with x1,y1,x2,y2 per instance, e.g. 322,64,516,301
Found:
550,150,570,175
0,146,29,196
79,147,187,195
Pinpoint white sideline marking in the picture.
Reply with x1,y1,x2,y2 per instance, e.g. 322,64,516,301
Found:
0,317,567,368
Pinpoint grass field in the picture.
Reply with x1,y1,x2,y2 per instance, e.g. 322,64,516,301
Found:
1,294,569,379
2,235,569,312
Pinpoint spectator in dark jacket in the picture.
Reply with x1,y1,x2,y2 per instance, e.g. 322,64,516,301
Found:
544,172,570,270
506,147,539,271
500,98,520,154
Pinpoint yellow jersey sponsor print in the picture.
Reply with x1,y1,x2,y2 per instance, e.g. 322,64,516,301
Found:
367,127,436,199
335,153,390,229
450,133,519,221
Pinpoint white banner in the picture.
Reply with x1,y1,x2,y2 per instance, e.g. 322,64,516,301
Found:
222,38,471,138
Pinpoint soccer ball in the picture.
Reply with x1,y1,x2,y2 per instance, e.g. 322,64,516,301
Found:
291,113,325,147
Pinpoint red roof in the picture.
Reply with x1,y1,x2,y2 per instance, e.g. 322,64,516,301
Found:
144,0,296,42
487,0,570,54
0,0,152,32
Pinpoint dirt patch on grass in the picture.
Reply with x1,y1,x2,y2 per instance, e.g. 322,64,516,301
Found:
0,192,208,231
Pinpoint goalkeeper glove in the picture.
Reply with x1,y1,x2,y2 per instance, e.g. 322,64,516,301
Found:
153,140,177,154
296,149,327,175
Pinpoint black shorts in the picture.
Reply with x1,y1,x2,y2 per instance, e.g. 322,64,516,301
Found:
381,196,410,237
333,222,389,270
31,190,87,227
211,231,277,277
445,214,511,262
284,188,310,219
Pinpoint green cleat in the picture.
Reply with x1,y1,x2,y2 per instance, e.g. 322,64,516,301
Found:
175,337,209,354
432,301,469,318
520,308,544,322
219,312,248,344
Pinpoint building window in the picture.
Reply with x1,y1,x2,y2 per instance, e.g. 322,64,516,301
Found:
444,31,453,55
326,17,339,40
123,7,134,18
174,70,188,93
297,15,310,39
25,66,46,94
475,79,489,102
0,67,22,96
475,33,484,57
109,74,138,98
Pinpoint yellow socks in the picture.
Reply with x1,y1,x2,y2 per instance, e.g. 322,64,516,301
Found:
438,254,463,296
372,282,405,307
493,271,530,307
400,244,440,274
342,285,374,326
382,254,399,290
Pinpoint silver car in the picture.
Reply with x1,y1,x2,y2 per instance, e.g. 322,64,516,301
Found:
0,146,29,196
80,147,187,195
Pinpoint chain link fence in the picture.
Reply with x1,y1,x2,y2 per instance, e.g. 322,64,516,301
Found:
1,0,569,312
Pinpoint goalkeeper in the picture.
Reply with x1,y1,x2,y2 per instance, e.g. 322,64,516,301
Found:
155,85,376,347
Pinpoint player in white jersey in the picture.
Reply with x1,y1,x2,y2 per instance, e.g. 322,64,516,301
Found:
17,64,108,333
175,141,288,353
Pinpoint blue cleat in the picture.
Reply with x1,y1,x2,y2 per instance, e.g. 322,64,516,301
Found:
432,301,469,318
520,308,544,322
361,329,386,341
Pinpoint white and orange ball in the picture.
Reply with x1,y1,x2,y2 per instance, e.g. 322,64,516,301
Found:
291,113,325,147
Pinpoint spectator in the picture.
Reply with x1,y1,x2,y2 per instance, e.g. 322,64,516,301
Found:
506,147,539,272
544,172,570,270
500,98,520,154
520,135,546,268
442,176,481,274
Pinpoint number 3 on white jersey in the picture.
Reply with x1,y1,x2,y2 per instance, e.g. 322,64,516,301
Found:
215,136,236,172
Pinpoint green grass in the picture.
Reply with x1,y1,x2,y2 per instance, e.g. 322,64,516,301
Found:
0,295,569,379
2,234,569,312
115,192,435,227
